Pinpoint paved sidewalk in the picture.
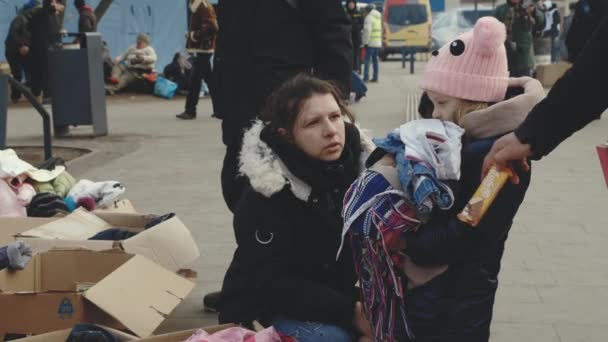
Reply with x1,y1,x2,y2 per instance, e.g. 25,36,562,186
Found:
4,60,608,341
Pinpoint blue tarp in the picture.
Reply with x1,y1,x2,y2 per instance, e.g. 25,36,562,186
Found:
1,0,188,70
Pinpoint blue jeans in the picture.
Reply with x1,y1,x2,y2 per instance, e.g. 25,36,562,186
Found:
272,317,354,342
363,47,379,82
351,71,367,98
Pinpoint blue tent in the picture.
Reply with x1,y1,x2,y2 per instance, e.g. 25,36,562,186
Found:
1,0,188,70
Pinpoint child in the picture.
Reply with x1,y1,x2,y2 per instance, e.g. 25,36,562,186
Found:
342,17,543,341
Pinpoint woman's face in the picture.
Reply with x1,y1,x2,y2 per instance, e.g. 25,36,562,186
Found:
427,91,462,122
348,1,356,10
286,93,346,162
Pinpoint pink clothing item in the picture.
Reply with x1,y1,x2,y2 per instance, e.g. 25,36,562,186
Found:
16,183,36,206
184,327,291,342
421,16,509,103
0,180,26,217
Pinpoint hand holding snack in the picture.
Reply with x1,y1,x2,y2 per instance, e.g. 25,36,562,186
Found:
458,165,513,227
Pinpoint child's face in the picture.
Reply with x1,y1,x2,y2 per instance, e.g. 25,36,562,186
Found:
427,91,462,123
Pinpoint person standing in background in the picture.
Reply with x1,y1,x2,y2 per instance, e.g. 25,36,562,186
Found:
4,1,39,103
204,0,352,314
176,0,218,120
29,0,66,104
362,4,382,83
541,0,562,63
74,0,97,34
346,0,363,74
495,0,544,77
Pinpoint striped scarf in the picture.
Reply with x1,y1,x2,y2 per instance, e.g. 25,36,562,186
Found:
341,170,421,341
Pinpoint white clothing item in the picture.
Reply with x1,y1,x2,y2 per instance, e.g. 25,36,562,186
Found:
544,7,560,33
362,9,383,48
0,149,65,182
67,180,126,208
399,119,464,181
117,45,157,71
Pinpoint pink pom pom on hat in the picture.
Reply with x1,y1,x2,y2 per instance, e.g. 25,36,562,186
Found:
421,16,509,103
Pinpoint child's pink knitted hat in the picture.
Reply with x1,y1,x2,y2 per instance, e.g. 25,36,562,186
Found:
421,17,509,103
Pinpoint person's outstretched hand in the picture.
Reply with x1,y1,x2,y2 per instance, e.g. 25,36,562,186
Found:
482,132,531,184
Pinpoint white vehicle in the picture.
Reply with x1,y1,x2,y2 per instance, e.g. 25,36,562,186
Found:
431,6,495,51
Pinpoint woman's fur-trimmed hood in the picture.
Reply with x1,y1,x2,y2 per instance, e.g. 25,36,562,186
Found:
239,120,374,201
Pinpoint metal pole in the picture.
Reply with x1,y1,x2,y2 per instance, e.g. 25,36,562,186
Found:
7,76,53,160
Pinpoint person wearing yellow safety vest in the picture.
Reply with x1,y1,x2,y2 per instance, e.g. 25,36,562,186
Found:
362,4,382,82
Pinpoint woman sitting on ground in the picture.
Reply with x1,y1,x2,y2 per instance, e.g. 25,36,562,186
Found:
218,74,374,342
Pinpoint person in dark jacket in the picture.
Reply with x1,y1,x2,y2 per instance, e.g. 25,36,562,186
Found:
218,75,373,342
483,0,608,174
346,0,364,73
4,1,39,103
214,0,352,212
176,0,218,120
351,18,536,341
29,0,66,103
74,0,97,34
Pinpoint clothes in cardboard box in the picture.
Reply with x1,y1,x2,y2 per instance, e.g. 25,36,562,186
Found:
0,149,127,218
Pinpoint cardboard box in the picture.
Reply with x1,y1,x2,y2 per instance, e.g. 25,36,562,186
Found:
535,62,572,87
136,324,236,342
14,209,200,272
0,217,55,246
0,249,195,337
12,325,137,342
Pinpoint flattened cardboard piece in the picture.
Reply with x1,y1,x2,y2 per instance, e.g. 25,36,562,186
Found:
95,199,138,214
83,255,195,337
0,249,131,293
18,209,112,239
121,216,200,272
0,217,56,246
12,325,137,342
135,325,236,342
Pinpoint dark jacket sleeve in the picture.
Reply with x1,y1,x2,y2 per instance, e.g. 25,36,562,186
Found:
9,15,31,47
232,191,356,327
515,15,608,159
405,147,531,266
299,0,353,97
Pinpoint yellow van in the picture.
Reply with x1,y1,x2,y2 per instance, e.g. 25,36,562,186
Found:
381,0,432,59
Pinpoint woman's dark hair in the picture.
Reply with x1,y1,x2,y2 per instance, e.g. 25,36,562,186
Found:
261,74,355,137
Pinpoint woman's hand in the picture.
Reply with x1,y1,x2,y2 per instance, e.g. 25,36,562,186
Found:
353,302,373,339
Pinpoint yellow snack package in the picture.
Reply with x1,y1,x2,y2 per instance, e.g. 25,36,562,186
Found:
457,165,513,227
